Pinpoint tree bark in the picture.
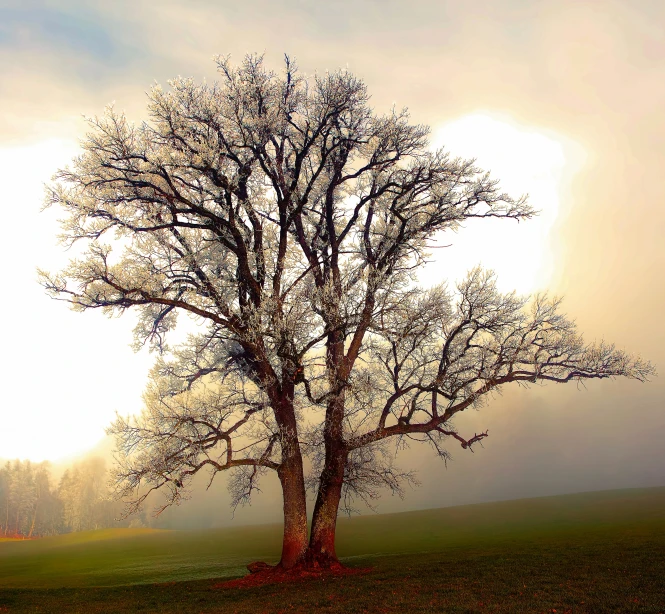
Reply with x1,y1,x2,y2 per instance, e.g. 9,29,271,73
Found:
276,445,308,569
308,446,348,567
271,385,309,570
307,452,346,567
306,322,350,568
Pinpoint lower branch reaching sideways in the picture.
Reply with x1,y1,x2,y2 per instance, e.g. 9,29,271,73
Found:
106,377,281,518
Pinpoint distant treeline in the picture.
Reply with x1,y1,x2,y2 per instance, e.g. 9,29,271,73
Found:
0,458,135,538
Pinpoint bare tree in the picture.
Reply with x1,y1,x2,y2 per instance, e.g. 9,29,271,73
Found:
41,54,654,571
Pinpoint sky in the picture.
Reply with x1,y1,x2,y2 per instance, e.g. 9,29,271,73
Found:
1,0,663,521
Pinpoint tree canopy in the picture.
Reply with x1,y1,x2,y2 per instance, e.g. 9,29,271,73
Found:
41,54,654,570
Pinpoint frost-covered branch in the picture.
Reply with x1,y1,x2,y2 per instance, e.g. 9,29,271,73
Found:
347,268,655,451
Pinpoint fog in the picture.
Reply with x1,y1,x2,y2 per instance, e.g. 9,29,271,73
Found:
1,0,663,528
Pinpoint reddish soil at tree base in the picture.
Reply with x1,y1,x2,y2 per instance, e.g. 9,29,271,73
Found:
213,563,373,589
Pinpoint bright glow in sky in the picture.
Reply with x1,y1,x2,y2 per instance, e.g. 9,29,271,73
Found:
423,113,584,295
0,139,154,463
0,115,582,463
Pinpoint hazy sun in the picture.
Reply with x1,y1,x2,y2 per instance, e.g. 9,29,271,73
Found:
423,113,585,296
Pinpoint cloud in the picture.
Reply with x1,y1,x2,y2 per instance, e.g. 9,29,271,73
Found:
1,6,132,66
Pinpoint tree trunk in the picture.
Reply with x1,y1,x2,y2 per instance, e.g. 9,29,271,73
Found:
276,446,308,569
306,326,350,569
28,505,37,538
272,386,309,570
308,447,348,568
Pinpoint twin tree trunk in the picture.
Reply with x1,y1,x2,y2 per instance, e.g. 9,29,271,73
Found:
277,445,347,570
269,305,352,570
275,388,348,570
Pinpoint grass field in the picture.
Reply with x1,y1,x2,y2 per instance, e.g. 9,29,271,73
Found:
0,487,663,612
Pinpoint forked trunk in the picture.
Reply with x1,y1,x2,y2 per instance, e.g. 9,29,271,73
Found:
307,448,348,568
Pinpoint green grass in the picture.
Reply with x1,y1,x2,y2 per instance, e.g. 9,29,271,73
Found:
0,487,664,612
